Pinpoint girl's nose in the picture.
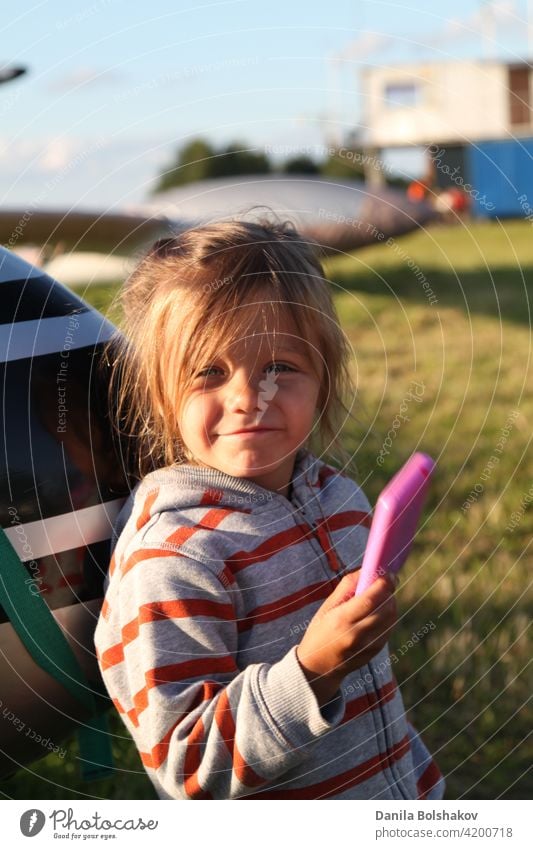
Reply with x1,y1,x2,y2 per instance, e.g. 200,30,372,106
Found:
225,371,262,413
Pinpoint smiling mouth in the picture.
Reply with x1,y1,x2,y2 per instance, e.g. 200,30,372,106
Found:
222,428,278,435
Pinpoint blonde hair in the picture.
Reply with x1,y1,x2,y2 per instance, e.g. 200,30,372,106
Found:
104,214,359,482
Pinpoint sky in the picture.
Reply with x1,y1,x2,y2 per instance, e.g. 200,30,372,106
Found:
1,0,532,211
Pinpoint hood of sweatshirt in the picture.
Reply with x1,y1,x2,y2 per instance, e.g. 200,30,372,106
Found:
109,447,373,580
116,446,368,520
143,446,319,501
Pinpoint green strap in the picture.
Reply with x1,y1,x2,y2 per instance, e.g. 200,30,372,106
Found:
0,526,113,780
77,713,114,782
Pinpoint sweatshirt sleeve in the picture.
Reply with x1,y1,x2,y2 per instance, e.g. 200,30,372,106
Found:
406,721,446,800
95,544,346,799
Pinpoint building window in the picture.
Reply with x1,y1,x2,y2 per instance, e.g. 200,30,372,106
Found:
384,81,421,108
508,66,531,126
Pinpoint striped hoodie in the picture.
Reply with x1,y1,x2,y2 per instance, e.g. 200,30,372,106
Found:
94,447,445,800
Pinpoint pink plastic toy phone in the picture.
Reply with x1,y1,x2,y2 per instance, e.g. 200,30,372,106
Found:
355,452,435,596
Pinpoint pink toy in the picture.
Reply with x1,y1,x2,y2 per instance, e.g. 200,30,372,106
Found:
355,452,435,596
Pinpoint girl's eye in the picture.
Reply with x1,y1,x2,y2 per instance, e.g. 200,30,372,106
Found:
194,362,294,380
265,362,293,374
195,366,221,378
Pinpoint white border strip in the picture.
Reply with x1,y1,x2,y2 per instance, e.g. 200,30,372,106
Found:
0,313,116,363
3,498,126,561
4,799,531,846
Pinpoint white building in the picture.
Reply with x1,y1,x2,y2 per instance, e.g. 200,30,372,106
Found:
361,59,532,148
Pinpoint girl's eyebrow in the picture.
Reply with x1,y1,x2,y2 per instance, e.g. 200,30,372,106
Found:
219,343,306,359
276,344,306,354
207,342,308,366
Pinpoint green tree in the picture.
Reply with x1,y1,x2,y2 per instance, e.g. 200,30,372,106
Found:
211,142,271,178
152,138,216,193
281,155,320,174
152,138,271,193
319,148,365,180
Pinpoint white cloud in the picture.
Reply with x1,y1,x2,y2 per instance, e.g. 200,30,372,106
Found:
47,66,126,94
0,134,174,210
335,0,523,59
38,137,80,172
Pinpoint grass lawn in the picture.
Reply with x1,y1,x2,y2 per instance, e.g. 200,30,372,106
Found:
3,219,531,800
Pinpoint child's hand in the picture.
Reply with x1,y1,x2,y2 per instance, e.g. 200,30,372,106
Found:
295,571,398,707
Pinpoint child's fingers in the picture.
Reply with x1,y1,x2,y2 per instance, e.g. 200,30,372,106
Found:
320,570,360,611
324,569,396,611
347,597,397,646
336,573,397,623
334,594,397,648
357,600,397,639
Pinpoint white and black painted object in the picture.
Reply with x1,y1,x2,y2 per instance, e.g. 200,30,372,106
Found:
0,247,129,776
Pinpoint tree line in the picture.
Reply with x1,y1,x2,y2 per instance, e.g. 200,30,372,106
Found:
152,137,407,193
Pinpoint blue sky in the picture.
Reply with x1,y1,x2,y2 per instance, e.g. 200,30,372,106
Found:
1,0,531,211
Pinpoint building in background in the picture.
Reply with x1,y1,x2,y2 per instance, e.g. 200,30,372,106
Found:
360,58,533,217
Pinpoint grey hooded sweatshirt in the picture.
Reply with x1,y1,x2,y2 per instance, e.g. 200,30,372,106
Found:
95,447,445,800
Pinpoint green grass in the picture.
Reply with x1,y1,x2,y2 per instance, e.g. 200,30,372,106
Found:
326,220,532,800
3,220,531,800
328,219,533,326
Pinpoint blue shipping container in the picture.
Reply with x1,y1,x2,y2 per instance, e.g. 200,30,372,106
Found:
466,137,533,218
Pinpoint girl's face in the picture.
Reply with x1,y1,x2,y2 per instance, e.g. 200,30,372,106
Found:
177,314,322,497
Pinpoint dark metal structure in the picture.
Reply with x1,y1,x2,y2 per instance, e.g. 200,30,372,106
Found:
0,247,129,777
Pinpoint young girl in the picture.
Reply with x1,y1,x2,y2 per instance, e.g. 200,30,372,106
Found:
94,216,445,800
